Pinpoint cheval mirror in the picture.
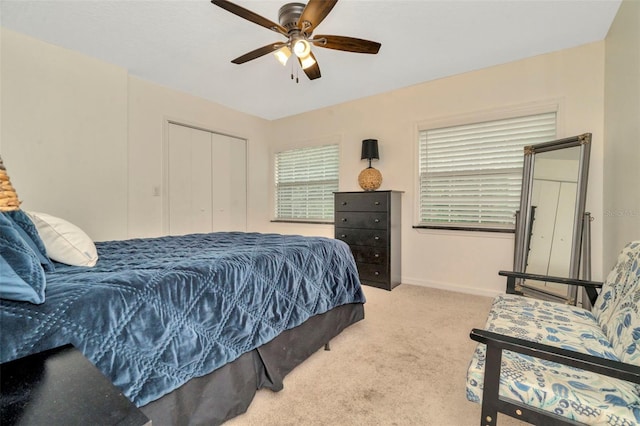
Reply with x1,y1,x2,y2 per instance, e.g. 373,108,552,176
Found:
512,133,592,306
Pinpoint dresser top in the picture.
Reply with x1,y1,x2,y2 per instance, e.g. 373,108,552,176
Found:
334,190,404,194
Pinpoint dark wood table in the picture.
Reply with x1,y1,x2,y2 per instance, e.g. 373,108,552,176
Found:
1,344,150,425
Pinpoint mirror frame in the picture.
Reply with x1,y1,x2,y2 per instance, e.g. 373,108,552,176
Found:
513,133,591,303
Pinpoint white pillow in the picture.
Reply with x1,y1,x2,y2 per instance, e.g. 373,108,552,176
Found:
26,211,98,267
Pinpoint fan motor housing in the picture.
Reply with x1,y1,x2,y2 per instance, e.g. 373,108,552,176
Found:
278,3,306,31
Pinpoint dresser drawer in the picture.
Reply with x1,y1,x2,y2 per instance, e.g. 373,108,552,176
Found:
350,246,387,265
335,192,388,212
357,262,389,284
335,228,387,247
335,212,387,229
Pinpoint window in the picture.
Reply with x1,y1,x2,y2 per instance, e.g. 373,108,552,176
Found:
418,112,556,230
275,144,339,222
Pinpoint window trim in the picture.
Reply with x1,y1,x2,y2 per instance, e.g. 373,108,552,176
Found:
413,100,561,232
270,219,335,225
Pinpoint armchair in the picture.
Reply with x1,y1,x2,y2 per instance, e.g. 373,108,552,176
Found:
466,241,640,425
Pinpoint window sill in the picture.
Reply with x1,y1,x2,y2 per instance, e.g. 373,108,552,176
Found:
412,225,514,234
271,220,334,225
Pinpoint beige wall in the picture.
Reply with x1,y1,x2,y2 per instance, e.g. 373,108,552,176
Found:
1,28,271,241
604,0,640,269
267,42,606,296
1,28,129,241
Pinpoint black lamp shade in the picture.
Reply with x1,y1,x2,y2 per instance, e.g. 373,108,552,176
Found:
361,139,379,160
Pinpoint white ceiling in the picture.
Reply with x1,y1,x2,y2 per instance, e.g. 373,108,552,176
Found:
1,0,621,120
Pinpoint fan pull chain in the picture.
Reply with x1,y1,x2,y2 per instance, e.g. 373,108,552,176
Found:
290,62,299,84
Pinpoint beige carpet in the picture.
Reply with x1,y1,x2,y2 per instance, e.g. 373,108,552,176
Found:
226,284,527,426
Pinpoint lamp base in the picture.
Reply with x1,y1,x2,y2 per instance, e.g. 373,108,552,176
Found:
358,167,382,191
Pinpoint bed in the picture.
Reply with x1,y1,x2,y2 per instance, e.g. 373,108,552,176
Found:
0,229,366,425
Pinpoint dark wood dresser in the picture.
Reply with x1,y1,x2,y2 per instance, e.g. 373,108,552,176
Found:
334,191,402,291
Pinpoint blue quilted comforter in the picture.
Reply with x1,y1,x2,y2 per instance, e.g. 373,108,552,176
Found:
0,232,365,406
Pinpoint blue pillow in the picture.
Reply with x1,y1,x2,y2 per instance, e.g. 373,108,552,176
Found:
5,210,54,272
0,213,46,304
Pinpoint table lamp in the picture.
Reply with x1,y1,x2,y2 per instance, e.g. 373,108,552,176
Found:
358,139,382,191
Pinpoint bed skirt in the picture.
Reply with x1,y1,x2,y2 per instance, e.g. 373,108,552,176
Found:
140,302,365,425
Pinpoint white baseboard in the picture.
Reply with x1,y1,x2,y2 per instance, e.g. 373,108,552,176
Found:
401,276,504,299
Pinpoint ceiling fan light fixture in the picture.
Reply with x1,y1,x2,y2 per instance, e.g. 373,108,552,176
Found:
293,39,311,58
274,46,291,66
299,54,316,70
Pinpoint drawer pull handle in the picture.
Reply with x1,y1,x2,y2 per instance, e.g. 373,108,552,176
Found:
374,271,380,276
341,201,347,206
374,219,380,223
374,253,380,258
340,234,347,238
342,218,347,222
374,201,380,206
374,236,380,240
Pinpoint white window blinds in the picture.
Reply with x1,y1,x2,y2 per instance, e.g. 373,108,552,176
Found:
275,144,339,221
418,112,556,229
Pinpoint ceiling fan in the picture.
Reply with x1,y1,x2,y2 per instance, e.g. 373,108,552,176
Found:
211,0,381,81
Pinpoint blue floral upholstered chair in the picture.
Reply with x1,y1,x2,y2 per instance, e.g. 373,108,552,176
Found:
467,241,640,425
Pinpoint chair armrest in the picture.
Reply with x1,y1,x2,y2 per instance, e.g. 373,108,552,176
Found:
470,328,640,383
499,270,603,305
498,270,603,288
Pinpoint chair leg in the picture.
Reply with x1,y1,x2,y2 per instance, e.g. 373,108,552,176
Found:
480,345,502,426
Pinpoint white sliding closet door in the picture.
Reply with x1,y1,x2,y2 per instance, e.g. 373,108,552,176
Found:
526,179,577,297
211,134,247,232
168,124,213,236
167,123,246,236
547,182,578,277
527,180,560,276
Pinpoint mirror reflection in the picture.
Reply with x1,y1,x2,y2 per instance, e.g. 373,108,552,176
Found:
525,146,581,297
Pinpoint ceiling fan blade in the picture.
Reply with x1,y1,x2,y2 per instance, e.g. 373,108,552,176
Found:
231,43,286,64
298,0,338,34
211,0,288,37
299,52,321,80
312,35,381,54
